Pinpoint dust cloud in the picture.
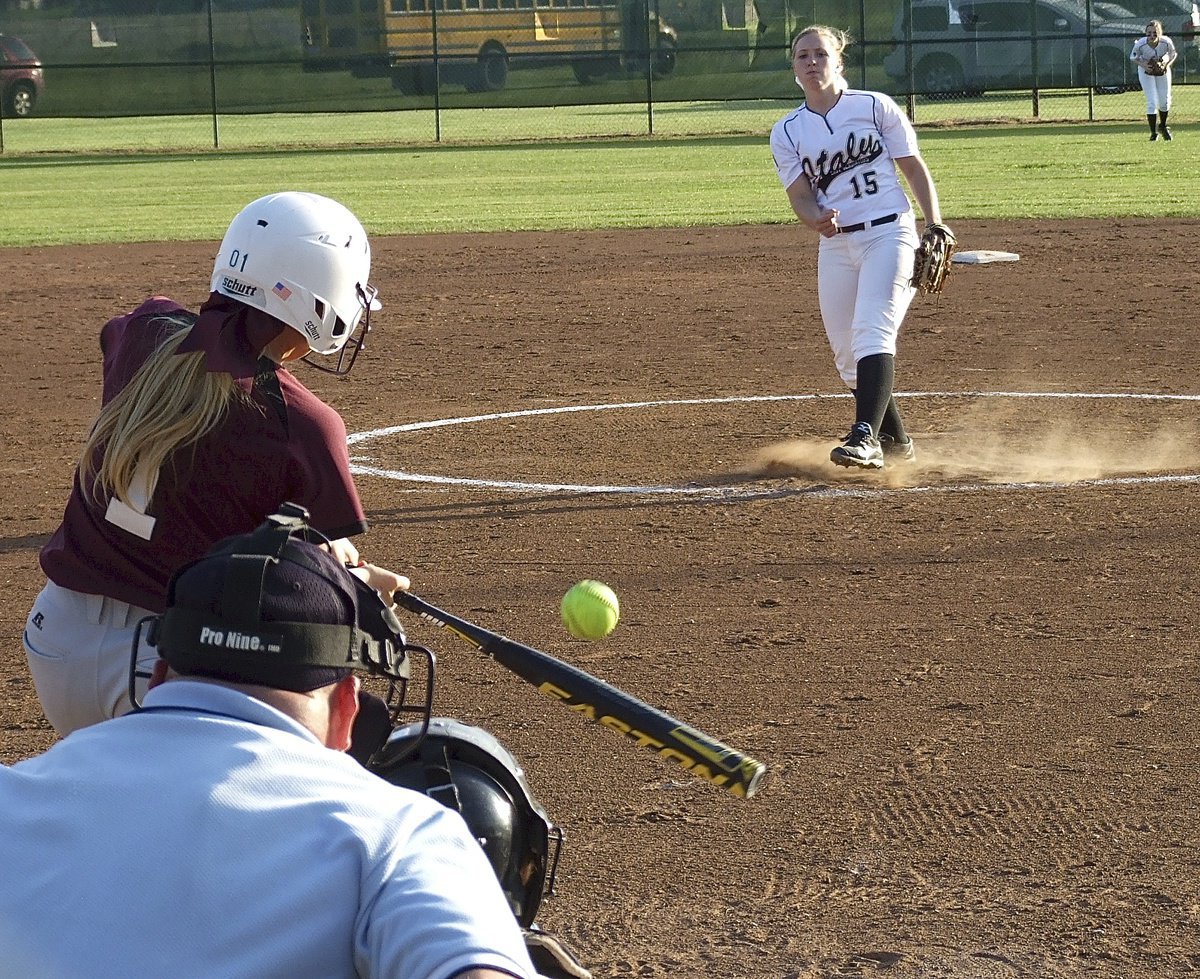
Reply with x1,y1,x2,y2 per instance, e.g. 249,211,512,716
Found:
746,400,1200,487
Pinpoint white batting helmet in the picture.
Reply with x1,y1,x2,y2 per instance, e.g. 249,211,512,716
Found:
211,192,381,372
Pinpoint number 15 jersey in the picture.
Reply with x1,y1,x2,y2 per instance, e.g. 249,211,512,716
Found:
770,89,919,227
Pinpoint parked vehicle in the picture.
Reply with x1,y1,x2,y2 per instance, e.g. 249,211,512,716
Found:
0,34,43,117
1093,0,1200,67
1104,0,1199,43
1091,2,1139,17
302,0,677,94
884,0,1141,95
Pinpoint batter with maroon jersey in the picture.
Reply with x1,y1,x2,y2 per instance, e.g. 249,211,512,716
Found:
23,192,405,735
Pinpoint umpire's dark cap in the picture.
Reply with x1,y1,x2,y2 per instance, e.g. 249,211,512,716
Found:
155,529,363,692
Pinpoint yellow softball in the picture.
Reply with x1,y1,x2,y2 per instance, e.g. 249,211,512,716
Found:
560,579,620,640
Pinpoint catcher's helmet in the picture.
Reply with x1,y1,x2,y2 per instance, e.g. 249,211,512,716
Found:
211,192,380,373
370,717,562,927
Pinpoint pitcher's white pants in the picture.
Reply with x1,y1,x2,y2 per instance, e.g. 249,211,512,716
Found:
817,211,919,388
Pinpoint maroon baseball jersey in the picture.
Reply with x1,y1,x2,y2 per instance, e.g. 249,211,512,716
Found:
41,297,368,613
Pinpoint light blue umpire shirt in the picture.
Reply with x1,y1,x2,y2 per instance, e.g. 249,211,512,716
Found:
0,680,537,979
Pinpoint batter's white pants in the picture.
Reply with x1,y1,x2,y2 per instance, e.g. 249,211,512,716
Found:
1139,67,1172,113
23,581,158,736
817,211,920,388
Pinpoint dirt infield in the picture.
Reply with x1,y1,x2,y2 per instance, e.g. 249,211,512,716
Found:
2,219,1199,978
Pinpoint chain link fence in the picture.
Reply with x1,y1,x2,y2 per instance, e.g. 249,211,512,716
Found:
1,0,1195,151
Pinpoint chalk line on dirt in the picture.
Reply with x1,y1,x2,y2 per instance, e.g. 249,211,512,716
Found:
347,391,1200,499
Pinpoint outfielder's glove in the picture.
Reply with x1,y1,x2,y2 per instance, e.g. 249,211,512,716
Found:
1145,59,1166,75
911,222,957,295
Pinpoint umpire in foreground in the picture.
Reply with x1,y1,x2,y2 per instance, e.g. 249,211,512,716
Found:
0,509,538,979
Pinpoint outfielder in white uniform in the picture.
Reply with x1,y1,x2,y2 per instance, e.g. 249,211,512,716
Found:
1130,20,1177,141
770,24,947,469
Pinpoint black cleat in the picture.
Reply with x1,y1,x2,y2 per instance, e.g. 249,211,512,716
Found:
879,432,917,464
831,422,884,469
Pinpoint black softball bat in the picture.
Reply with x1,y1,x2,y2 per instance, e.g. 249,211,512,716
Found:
391,591,767,800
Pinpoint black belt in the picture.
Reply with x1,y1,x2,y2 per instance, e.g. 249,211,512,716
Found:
838,213,899,234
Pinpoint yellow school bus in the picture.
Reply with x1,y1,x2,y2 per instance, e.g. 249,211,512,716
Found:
301,0,678,92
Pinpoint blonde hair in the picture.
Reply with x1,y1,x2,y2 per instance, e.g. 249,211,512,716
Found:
791,24,851,60
81,316,244,508
1146,19,1163,32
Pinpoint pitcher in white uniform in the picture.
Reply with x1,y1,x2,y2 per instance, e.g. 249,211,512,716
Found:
770,24,949,469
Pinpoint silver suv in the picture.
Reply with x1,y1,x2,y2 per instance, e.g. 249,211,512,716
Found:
884,0,1140,94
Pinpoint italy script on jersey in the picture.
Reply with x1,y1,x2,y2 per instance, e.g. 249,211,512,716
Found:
803,130,884,195
770,89,920,228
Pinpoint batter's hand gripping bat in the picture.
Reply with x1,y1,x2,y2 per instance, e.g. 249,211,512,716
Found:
391,591,767,800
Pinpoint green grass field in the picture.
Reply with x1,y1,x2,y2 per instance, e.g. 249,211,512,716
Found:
1,107,1195,247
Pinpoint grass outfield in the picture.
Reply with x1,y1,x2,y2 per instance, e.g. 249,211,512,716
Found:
1,113,1196,247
